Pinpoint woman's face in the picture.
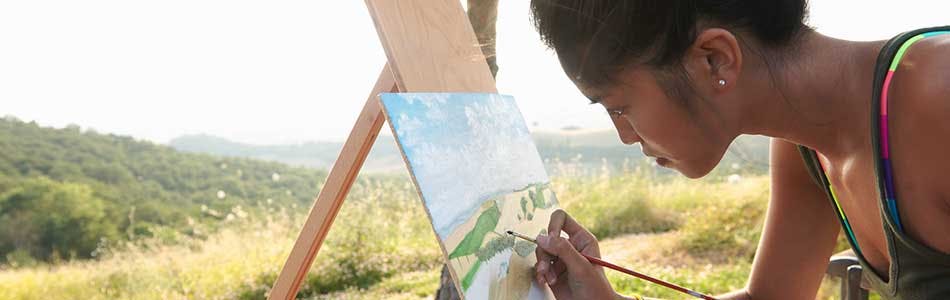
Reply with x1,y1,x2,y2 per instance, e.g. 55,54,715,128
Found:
575,67,737,178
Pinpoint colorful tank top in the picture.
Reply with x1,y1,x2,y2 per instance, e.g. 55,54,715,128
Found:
798,26,950,299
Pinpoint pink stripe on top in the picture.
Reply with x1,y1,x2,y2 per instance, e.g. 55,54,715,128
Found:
881,71,895,115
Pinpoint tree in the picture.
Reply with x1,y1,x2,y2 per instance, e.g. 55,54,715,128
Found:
0,177,119,262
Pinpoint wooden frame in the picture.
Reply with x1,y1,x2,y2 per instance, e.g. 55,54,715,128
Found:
268,1,495,298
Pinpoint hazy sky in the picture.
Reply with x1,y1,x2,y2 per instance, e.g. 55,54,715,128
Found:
1,0,947,145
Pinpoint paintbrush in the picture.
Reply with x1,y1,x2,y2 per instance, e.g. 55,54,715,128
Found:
506,230,717,300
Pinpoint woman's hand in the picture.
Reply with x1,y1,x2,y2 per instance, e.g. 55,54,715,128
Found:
535,209,620,299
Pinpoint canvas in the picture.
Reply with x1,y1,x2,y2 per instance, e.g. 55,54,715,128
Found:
380,93,558,300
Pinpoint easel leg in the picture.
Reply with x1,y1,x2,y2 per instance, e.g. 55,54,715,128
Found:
268,64,396,300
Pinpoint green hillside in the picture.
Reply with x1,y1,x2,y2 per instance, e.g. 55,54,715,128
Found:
0,117,326,263
0,115,768,265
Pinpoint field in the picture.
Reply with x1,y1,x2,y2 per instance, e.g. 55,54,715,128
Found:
0,167,854,299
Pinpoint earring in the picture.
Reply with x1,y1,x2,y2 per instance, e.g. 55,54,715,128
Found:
717,79,727,86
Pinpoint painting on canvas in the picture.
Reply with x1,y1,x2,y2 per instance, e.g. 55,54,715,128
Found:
380,93,558,300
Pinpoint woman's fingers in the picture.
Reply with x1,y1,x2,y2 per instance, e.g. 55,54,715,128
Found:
549,256,568,283
536,234,590,276
548,209,596,240
535,240,567,285
548,209,600,258
535,240,556,284
571,233,601,258
537,209,601,288
534,253,568,285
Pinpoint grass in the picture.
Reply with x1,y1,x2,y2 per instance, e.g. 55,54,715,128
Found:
0,176,442,300
0,170,855,299
554,167,678,239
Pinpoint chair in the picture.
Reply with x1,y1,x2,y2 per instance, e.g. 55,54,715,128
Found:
825,250,869,300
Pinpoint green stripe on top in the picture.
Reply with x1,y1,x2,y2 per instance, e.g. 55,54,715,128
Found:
889,34,925,71
889,31,950,70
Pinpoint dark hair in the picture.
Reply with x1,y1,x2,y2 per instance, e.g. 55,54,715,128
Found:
530,1,810,87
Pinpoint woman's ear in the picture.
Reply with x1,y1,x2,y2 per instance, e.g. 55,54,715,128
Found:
684,28,742,93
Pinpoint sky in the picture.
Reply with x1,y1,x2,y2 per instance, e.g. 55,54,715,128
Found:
1,0,948,145
381,93,547,239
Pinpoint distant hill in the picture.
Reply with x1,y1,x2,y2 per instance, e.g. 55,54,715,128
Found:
169,134,406,173
169,130,770,176
0,117,327,262
533,129,770,176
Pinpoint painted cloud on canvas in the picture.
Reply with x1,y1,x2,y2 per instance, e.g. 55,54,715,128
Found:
381,93,557,300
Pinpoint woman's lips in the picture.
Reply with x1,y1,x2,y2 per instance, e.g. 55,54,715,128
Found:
642,147,662,159
642,147,671,167
640,144,672,168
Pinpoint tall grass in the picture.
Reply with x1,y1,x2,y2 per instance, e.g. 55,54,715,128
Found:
0,175,442,300
0,169,852,299
553,166,679,239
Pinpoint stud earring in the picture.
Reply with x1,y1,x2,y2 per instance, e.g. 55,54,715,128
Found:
717,79,727,86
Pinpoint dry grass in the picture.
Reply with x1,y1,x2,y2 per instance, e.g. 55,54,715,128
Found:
0,172,855,299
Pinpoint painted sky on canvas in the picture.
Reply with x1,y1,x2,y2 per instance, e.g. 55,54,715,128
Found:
381,93,548,239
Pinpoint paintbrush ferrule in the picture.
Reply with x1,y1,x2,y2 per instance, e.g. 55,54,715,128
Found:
506,230,537,243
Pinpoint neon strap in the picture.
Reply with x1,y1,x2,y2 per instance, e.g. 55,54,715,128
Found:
822,30,950,253
879,30,950,233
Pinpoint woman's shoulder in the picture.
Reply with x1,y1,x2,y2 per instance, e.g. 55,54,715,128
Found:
884,32,950,204
876,30,950,257
886,34,950,151
891,33,950,112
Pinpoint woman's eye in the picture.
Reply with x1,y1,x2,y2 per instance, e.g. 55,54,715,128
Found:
607,107,625,117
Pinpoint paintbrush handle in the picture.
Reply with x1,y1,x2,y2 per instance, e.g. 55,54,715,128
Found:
581,254,717,300
507,231,715,299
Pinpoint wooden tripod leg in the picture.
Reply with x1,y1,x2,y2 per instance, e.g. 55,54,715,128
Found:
268,64,396,300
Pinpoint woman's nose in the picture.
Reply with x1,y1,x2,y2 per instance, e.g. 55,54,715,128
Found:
618,129,640,145
610,115,640,145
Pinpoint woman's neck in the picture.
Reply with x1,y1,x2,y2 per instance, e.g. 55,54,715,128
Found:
741,30,887,159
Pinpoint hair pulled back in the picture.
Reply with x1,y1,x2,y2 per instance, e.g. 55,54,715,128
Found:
530,0,809,87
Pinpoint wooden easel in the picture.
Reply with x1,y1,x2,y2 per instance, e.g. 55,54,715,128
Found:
267,1,496,298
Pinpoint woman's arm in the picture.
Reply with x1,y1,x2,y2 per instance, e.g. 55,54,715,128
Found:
725,139,842,299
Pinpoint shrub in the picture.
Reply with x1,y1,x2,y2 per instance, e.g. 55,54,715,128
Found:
0,177,119,262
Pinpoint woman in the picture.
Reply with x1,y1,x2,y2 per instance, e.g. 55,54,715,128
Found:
528,1,950,299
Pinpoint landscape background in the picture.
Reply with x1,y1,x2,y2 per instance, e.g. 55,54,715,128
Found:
2,0,933,298
0,117,857,299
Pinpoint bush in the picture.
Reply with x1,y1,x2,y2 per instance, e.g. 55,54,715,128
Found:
0,177,119,262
